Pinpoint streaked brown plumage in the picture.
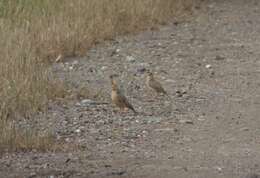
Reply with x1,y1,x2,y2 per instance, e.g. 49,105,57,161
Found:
146,71,167,95
110,75,137,113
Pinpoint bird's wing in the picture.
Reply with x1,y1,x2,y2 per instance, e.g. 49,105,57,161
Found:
150,80,167,94
119,92,136,111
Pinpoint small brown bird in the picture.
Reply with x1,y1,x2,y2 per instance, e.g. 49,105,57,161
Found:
110,75,137,113
146,71,167,95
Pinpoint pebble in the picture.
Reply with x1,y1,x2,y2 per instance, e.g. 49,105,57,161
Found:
215,55,225,61
179,119,194,124
55,54,62,62
75,102,81,106
240,127,249,131
75,129,81,133
110,170,126,176
165,79,176,83
205,64,212,69
81,99,95,105
197,116,206,121
142,130,148,134
101,66,108,70
215,166,222,173
126,55,135,62
137,67,146,74
28,172,37,178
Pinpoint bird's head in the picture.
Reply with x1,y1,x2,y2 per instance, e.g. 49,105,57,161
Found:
109,74,119,79
109,74,118,90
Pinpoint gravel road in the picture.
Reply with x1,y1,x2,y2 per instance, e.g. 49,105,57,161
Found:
1,0,260,177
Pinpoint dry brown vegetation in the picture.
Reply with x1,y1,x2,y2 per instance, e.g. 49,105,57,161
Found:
0,0,196,152
0,120,55,154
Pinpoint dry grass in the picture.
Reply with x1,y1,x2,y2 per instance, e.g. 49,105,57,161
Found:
0,120,56,154
0,0,197,152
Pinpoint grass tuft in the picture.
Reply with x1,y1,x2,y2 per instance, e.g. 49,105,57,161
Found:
0,120,56,154
0,0,198,152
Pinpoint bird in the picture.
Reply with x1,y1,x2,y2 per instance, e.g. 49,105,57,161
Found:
109,75,137,113
146,70,168,95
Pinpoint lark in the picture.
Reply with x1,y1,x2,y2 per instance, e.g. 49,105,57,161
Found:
110,75,137,113
146,71,167,95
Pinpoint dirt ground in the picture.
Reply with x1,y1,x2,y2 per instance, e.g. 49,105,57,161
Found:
1,0,260,177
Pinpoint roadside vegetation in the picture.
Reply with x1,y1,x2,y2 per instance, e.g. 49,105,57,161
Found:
0,0,196,153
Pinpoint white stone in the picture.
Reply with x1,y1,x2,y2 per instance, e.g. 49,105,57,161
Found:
205,64,212,69
126,56,135,62
101,66,107,70
75,129,81,133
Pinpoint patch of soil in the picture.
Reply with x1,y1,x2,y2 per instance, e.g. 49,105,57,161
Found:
1,0,260,177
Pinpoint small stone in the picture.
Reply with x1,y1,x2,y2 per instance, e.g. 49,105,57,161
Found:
215,55,225,61
240,127,249,131
81,99,94,105
101,66,107,70
165,79,176,83
111,170,126,176
215,166,222,172
65,158,71,163
205,64,212,69
28,172,37,178
116,49,120,53
197,116,206,121
179,119,194,124
69,66,74,70
176,90,184,97
75,102,81,106
137,67,146,74
75,129,81,133
55,54,62,62
126,56,135,62
168,156,174,159
210,70,215,76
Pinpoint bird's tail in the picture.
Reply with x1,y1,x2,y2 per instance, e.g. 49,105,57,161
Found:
129,106,138,114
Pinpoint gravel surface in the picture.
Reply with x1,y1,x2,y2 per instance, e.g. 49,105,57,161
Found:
1,0,260,177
